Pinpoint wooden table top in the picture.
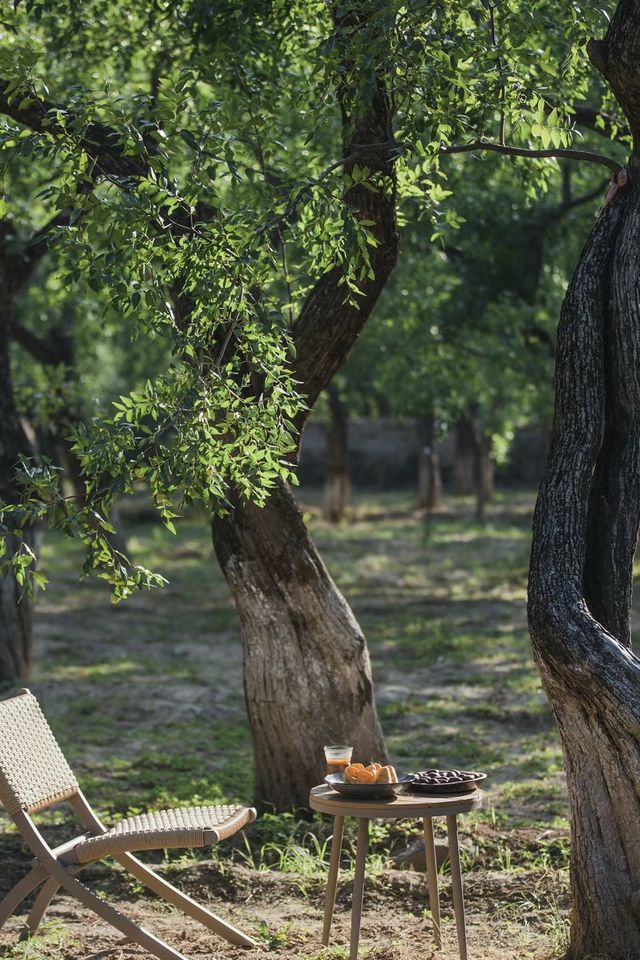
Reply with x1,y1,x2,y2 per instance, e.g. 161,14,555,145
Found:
309,784,483,818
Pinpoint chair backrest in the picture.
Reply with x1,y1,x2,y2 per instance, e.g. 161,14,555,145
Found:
0,689,79,817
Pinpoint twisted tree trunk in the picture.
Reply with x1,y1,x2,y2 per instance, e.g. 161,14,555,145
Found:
212,6,397,810
528,5,640,954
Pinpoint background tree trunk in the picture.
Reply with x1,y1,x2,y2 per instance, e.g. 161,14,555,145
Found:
0,215,70,688
213,481,385,810
454,416,475,495
474,431,494,521
416,414,443,511
0,308,34,690
323,384,350,523
528,5,640,948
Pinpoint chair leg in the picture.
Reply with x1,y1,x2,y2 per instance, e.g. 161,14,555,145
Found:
19,877,60,941
116,852,255,948
52,871,191,960
0,865,47,930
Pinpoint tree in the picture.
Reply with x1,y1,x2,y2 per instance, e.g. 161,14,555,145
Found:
0,214,69,688
528,3,640,955
209,2,398,807
0,1,398,806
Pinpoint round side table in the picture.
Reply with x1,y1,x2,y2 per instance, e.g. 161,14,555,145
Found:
309,784,482,960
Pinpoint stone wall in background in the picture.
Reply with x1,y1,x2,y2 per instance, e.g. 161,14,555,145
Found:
298,417,547,490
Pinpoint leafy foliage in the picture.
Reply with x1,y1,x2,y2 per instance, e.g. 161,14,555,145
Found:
0,0,624,595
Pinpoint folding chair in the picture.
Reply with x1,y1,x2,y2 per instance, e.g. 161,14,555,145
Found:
0,688,257,959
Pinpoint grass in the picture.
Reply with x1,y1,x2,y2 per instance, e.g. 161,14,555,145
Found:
2,489,570,883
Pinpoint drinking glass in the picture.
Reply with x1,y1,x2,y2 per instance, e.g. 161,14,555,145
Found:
324,744,353,777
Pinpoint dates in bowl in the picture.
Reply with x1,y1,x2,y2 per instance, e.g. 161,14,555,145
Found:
408,769,486,795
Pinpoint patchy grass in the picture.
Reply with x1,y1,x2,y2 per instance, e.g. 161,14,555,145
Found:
0,489,573,958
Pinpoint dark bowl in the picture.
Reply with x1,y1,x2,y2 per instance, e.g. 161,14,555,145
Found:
325,772,413,800
406,773,487,795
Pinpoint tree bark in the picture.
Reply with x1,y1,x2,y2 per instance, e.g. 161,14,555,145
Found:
528,7,640,953
212,5,398,810
213,481,384,810
454,416,475,496
324,385,350,523
474,431,494,521
417,414,443,511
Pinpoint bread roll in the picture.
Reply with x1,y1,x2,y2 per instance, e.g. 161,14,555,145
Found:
376,765,398,784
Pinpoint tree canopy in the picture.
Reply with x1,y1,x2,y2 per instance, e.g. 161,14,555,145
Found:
0,0,625,597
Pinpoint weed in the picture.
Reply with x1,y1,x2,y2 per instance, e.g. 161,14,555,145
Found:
3,922,78,959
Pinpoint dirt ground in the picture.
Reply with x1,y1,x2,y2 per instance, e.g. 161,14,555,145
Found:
0,857,566,960
0,493,572,959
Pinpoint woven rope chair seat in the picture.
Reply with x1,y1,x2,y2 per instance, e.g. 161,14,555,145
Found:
74,805,254,864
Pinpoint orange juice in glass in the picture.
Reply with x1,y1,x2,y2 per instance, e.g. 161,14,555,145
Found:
324,744,353,777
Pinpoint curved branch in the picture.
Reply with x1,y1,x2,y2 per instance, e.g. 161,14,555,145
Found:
0,80,151,181
441,139,622,175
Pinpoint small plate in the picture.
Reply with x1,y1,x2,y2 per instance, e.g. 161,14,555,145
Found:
325,773,413,800
407,773,487,795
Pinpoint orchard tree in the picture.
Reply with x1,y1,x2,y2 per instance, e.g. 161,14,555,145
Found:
527,2,640,955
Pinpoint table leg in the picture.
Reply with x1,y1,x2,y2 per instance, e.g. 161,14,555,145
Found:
322,815,345,945
446,815,468,960
350,818,369,960
423,817,441,948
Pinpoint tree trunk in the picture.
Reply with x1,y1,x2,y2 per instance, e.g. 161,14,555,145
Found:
480,433,494,505
324,385,350,523
417,415,443,511
454,416,475,496
0,313,34,690
528,8,640,951
474,431,494,521
211,6,399,810
212,480,386,810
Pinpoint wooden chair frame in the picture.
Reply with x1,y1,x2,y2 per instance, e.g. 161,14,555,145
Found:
0,690,256,959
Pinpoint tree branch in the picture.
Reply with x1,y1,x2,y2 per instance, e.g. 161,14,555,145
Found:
441,139,622,175
24,209,71,267
287,10,399,432
0,80,151,181
10,321,59,366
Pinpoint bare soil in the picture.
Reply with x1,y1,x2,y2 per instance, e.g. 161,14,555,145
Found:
0,857,565,959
